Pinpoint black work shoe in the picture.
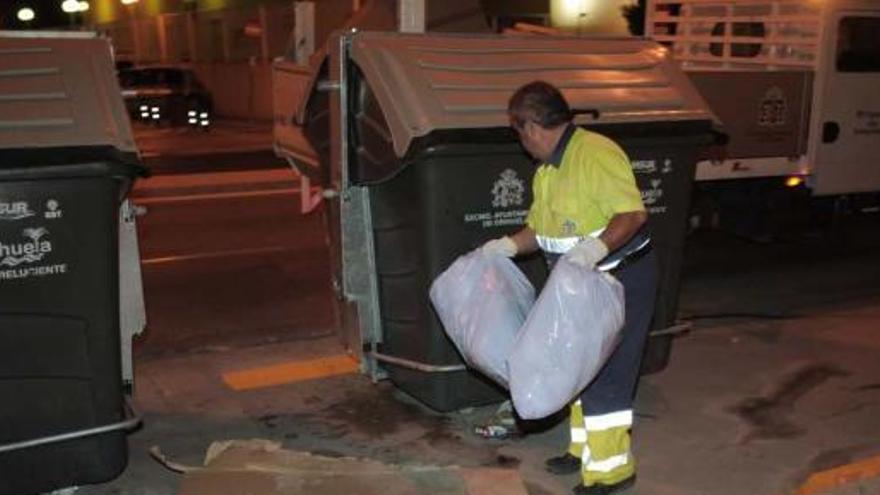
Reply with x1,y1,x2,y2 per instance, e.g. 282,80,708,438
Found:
545,452,581,475
572,475,636,495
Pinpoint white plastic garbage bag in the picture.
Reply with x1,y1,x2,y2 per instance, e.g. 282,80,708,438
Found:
429,250,535,388
508,258,625,420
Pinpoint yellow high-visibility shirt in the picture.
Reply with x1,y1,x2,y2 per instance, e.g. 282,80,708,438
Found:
526,128,644,239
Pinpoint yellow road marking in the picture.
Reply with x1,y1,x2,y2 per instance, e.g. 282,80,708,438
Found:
794,454,880,495
222,354,360,391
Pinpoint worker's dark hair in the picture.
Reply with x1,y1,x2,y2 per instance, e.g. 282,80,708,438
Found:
507,81,572,130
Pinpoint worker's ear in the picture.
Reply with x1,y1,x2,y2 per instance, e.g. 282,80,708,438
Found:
521,120,540,140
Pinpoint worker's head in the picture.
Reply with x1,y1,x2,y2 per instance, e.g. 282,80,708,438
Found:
508,81,572,162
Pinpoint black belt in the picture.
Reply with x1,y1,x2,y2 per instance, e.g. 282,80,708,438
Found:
608,243,652,273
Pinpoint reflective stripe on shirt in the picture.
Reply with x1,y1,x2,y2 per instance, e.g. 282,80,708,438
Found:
536,227,605,254
536,229,650,271
535,235,584,254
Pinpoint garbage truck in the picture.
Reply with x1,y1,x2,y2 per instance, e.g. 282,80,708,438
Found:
645,0,880,235
0,30,146,494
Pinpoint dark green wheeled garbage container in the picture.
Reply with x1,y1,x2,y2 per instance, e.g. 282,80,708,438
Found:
309,32,716,412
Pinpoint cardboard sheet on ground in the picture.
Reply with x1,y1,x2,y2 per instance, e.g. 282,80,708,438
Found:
164,439,529,495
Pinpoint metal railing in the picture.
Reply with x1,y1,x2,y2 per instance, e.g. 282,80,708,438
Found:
0,396,141,455
646,0,822,70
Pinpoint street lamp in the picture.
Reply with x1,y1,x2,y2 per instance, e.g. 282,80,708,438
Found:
17,7,36,22
60,0,89,27
60,0,89,12
61,0,79,13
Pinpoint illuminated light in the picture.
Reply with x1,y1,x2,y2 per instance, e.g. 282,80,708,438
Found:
200,120,209,126
785,176,804,188
550,0,596,29
650,46,669,57
200,112,208,118
121,0,138,4
17,7,36,22
61,0,80,13
243,21,263,39
78,1,89,11
188,118,198,124
188,110,196,116
151,114,160,120
549,0,631,35
140,112,149,118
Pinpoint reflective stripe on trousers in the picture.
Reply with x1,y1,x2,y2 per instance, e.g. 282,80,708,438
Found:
568,400,587,458
569,400,636,485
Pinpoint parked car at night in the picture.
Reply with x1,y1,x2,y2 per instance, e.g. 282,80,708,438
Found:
118,66,213,128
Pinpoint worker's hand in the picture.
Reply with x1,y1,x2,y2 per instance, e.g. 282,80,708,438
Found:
481,236,518,258
564,237,608,270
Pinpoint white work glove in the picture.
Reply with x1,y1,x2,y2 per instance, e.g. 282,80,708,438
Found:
564,237,609,270
481,236,517,258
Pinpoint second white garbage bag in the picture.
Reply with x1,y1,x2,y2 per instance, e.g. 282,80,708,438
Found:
508,258,625,420
429,250,535,388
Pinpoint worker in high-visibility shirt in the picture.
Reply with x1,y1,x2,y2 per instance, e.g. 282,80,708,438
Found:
483,81,658,495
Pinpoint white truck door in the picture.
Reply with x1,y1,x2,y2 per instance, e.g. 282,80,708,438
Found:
811,11,880,195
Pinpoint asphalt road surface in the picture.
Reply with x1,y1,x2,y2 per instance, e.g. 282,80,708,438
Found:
130,124,336,357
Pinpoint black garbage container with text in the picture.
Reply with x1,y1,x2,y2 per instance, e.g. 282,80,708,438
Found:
0,152,143,495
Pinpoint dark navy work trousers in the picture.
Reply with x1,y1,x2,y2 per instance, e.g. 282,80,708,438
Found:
546,250,659,416
581,251,658,415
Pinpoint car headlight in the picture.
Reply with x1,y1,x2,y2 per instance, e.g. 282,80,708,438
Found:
188,109,210,127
